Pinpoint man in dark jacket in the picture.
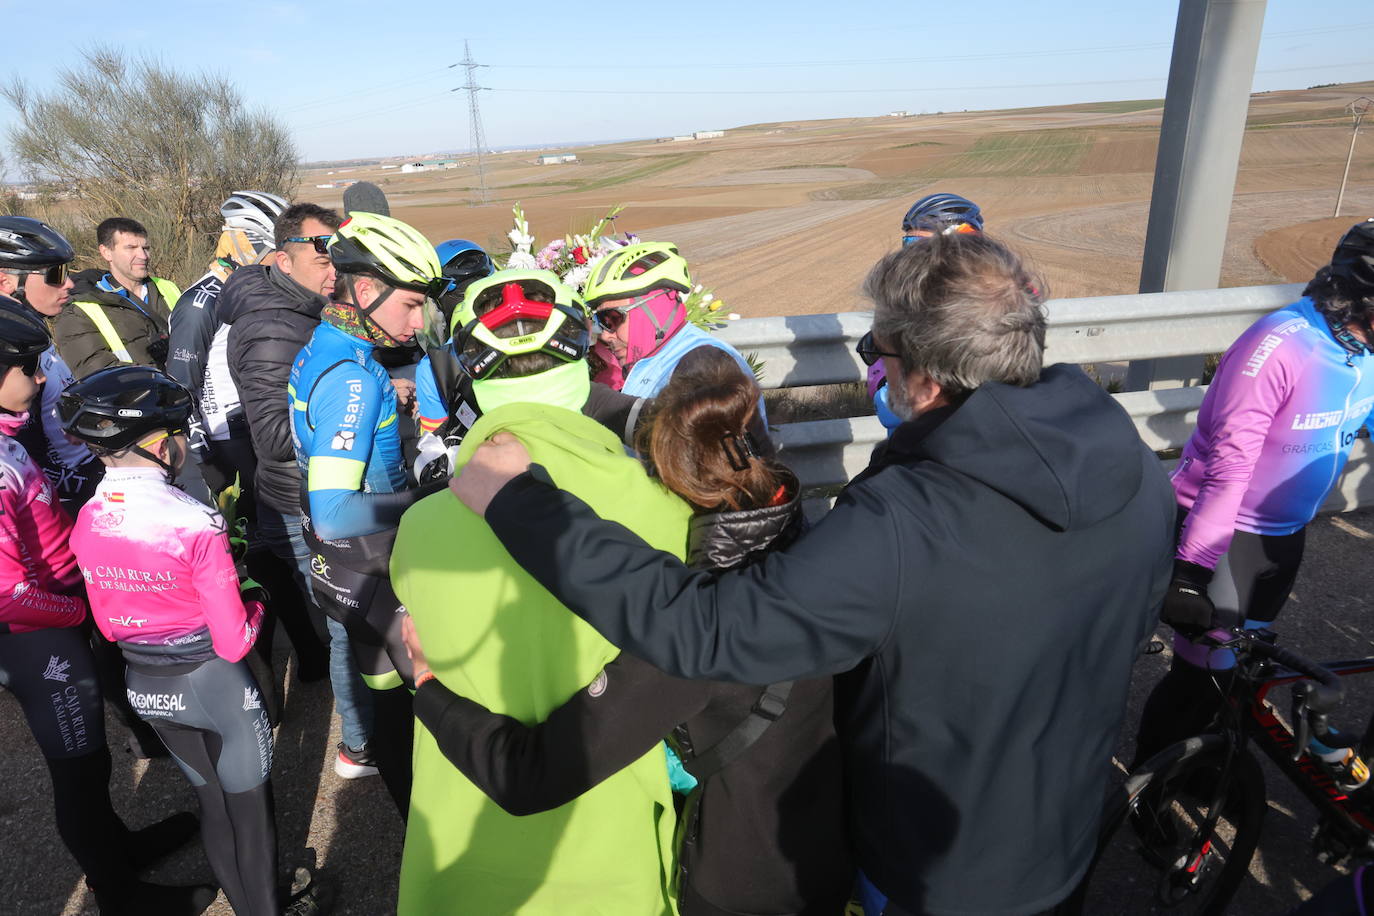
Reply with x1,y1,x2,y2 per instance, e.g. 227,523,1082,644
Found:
450,233,1176,916
223,202,376,777
54,217,180,378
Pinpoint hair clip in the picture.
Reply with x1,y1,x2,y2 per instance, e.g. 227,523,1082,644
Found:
721,432,759,472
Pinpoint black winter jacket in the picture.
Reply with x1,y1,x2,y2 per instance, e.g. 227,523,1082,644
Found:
222,265,328,515
414,476,852,916
54,269,175,378
484,364,1176,916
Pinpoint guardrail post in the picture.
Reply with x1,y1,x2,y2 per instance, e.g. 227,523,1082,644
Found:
1125,0,1268,391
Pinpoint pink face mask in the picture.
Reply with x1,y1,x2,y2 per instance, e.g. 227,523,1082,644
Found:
0,411,29,437
622,289,687,368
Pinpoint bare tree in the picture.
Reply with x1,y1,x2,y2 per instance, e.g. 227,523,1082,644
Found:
3,48,297,287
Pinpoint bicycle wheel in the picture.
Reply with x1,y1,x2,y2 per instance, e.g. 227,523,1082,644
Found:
1066,735,1266,916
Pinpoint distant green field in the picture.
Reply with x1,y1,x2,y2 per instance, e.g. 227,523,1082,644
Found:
574,152,704,192
1246,106,1349,128
1084,99,1164,113
922,129,1095,178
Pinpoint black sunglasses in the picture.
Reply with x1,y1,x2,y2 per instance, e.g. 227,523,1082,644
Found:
593,295,658,334
286,235,332,255
9,352,42,377
856,330,901,367
20,263,67,286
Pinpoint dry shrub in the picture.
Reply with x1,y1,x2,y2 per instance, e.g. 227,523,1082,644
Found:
3,47,297,288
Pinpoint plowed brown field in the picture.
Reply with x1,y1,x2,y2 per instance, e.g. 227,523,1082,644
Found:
301,80,1374,317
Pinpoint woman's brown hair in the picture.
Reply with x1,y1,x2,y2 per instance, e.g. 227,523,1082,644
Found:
636,346,783,512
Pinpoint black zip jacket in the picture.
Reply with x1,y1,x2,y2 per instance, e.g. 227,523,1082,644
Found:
222,265,328,515
55,269,174,378
414,476,852,916
482,363,1176,916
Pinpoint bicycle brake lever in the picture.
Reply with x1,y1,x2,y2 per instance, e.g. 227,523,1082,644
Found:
1293,682,1312,763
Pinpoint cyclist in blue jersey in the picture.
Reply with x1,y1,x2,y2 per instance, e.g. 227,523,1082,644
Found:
289,212,448,815
414,239,494,441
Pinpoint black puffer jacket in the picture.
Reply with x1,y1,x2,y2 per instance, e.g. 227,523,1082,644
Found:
222,265,327,515
672,481,851,916
486,364,1177,915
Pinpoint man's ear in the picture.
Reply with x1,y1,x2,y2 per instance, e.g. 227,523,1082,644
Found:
98,244,113,265
352,275,376,308
274,248,292,274
0,273,17,297
904,369,948,414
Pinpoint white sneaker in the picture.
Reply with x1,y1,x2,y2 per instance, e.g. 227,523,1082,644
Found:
334,742,379,779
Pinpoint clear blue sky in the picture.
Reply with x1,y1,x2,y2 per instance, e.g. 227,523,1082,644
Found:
1,0,1370,164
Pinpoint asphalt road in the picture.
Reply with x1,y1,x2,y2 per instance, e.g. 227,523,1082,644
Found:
4,507,1374,915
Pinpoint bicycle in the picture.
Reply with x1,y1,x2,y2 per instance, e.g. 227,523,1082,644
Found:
1066,627,1374,915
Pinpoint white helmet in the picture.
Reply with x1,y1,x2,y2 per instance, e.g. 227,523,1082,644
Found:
220,191,289,245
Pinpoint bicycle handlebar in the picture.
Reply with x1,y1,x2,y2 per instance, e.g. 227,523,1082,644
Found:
1239,635,1345,713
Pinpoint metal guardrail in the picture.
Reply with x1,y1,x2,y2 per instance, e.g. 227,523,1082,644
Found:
724,282,1374,514
716,282,1305,390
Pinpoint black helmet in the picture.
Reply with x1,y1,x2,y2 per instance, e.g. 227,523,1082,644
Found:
0,216,75,270
901,193,984,234
1330,219,1374,294
0,294,52,365
59,366,193,453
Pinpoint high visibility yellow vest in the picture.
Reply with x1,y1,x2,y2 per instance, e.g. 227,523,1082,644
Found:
71,277,181,364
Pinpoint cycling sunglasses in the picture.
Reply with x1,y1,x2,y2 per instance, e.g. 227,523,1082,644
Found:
7,352,42,378
18,263,68,286
285,234,333,255
855,330,901,367
901,222,979,247
593,295,657,334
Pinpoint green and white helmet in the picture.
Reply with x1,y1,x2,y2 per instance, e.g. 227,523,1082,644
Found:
451,269,590,380
329,212,446,298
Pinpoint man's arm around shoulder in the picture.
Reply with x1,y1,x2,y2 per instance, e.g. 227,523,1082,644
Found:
478,452,904,685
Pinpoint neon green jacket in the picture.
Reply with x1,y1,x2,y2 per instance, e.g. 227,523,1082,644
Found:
392,401,692,916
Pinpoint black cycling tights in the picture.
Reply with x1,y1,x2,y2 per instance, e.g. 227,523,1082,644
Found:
0,627,134,887
310,558,415,817
1134,518,1307,767
127,656,278,916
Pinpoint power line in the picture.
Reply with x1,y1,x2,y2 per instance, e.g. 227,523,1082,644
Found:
280,65,459,114
274,22,1372,119
488,22,1373,71
485,60,1373,97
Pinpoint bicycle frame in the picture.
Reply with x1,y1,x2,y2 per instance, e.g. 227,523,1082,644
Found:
1243,654,1374,850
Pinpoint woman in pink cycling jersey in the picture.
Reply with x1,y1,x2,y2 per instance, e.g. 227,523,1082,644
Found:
0,299,208,915
1137,219,1374,764
62,366,319,916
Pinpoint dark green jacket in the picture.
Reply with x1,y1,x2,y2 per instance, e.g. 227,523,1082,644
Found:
55,269,180,379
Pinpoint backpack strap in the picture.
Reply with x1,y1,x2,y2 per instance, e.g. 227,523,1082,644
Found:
681,680,794,781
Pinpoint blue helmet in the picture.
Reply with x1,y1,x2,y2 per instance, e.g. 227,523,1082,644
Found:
901,193,984,236
435,239,495,286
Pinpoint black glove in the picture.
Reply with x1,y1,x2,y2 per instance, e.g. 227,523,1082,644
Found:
1160,560,1217,638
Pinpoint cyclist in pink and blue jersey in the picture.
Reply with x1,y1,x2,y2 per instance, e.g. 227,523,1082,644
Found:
1137,219,1374,763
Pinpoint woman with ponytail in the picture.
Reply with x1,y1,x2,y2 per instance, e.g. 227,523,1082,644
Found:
403,346,851,915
